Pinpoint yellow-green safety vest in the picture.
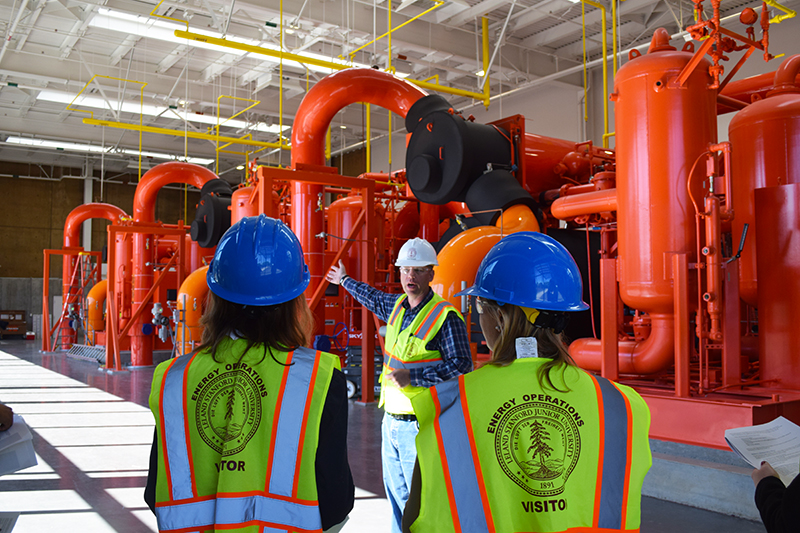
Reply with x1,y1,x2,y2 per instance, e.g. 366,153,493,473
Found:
149,337,338,533
381,293,462,415
411,358,652,533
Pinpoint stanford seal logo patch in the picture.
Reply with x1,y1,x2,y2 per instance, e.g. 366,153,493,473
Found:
195,369,263,455
493,397,581,497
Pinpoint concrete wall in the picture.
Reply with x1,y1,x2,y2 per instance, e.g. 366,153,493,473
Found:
0,172,201,280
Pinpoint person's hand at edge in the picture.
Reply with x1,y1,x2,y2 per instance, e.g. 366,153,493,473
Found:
387,369,411,389
326,260,348,285
0,402,13,432
752,461,780,486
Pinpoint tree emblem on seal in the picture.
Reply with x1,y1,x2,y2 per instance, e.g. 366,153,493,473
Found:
195,370,262,456
494,400,581,497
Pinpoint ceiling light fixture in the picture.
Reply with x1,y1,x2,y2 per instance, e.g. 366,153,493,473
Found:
36,90,288,135
89,8,411,78
4,136,215,166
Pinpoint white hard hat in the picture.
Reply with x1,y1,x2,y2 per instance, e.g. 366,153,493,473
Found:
396,238,438,267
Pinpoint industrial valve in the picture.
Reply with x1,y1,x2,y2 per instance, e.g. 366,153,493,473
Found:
151,303,171,343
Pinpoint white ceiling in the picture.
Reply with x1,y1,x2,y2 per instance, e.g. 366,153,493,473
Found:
0,0,795,182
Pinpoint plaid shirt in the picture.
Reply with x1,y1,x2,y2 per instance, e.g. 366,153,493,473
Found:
341,276,473,388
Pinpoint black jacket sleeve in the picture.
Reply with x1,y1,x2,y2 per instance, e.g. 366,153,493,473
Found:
316,368,355,529
145,369,355,529
755,473,800,533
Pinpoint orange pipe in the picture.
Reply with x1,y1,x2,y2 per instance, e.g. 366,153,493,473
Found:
86,279,107,335
289,69,427,332
130,162,220,366
571,314,675,374
551,189,618,220
703,195,723,341
176,266,209,355
61,203,127,349
718,70,800,113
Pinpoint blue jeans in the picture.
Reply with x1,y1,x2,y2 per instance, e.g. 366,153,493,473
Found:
381,413,419,533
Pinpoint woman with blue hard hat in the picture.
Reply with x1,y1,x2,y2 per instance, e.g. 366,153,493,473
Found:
403,231,652,533
145,214,354,533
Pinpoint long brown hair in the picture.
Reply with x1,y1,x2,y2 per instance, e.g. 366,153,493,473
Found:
480,298,575,391
197,291,315,364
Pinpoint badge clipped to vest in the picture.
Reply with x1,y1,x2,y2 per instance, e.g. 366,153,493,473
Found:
516,337,539,358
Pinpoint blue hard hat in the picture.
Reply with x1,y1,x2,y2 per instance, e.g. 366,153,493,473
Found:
456,231,589,312
207,215,310,306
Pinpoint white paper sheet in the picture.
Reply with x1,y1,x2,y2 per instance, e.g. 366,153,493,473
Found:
0,415,37,476
0,512,19,532
725,416,800,485
0,415,32,453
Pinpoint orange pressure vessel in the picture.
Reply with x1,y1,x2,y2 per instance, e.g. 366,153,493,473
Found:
614,29,714,313
729,55,800,307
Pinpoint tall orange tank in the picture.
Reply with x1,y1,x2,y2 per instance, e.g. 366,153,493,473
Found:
327,196,387,281
615,28,715,314
729,55,800,308
570,29,716,375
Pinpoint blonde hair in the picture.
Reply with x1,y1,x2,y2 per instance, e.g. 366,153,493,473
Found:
480,298,575,392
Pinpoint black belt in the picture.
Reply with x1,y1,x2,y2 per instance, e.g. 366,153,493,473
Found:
387,413,417,421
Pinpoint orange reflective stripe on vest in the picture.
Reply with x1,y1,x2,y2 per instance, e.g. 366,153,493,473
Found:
155,347,324,532
383,299,452,370
432,373,635,532
413,301,453,340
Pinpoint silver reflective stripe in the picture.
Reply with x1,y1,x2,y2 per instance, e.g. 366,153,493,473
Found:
161,354,195,501
269,347,319,497
156,493,322,532
383,355,442,371
434,379,491,532
412,302,451,340
594,375,629,530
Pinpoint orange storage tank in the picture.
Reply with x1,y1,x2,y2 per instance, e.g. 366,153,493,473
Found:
327,196,387,281
729,55,800,308
614,28,715,314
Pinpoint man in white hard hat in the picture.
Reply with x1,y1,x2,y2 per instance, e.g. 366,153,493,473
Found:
327,237,472,533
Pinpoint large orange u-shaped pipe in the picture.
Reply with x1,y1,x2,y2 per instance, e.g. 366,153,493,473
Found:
130,162,220,366
61,203,128,349
290,69,427,328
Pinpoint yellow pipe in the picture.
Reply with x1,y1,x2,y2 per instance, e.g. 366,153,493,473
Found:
82,118,282,148
150,0,189,30
175,30,352,71
602,131,616,146
388,0,392,72
763,0,796,23
612,0,618,77
174,30,488,101
68,75,147,179
411,78,486,101
581,1,588,123
582,0,609,147
421,74,440,83
215,95,262,172
347,1,443,59
482,16,490,108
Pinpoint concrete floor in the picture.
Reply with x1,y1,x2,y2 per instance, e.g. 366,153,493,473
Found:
0,338,767,532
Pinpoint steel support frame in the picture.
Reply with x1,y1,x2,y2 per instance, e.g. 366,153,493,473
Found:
41,248,102,352
105,223,187,371
255,165,378,403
